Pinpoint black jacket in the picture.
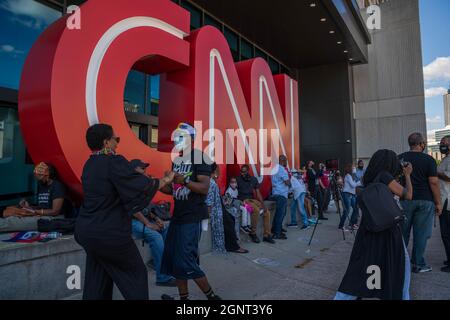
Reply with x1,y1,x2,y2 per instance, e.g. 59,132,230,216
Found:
75,154,159,244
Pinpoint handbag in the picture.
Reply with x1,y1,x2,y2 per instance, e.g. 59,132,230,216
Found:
358,175,405,232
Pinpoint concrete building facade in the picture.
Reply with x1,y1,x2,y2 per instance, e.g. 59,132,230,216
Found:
353,0,427,161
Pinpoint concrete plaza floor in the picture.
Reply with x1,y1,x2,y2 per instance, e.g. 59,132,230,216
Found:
147,204,450,300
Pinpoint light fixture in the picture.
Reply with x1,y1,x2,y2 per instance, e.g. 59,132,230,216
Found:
344,50,348,53
310,3,316,7
349,58,353,61
337,41,342,45
329,30,335,34
320,18,327,22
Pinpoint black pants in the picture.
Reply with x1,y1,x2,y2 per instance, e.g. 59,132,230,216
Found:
80,237,149,300
223,210,240,252
440,205,450,263
313,188,325,219
321,187,331,212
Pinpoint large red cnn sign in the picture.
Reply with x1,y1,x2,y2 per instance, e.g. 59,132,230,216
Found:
19,0,300,199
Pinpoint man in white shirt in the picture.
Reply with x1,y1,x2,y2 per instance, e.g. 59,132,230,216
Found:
288,170,310,230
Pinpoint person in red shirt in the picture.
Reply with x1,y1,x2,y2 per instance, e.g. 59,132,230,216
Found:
319,163,331,213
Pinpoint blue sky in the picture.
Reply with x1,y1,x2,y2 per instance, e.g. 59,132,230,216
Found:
419,0,450,139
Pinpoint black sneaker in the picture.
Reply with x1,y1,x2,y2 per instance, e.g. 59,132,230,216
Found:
441,266,450,273
249,233,260,243
282,228,288,233
318,217,329,221
263,235,276,244
300,225,311,230
156,279,177,287
207,294,222,300
287,223,298,228
273,233,287,240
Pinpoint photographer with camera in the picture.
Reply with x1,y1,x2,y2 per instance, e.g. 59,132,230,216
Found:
130,159,177,287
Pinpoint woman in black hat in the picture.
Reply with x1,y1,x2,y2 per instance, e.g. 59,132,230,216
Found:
75,123,174,300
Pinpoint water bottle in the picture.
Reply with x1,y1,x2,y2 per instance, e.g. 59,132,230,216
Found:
46,232,62,239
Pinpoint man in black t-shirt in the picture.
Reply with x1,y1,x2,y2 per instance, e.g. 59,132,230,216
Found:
306,161,327,220
236,164,275,244
399,132,442,273
160,123,221,301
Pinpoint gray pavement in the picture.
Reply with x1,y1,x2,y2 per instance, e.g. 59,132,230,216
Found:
147,204,450,300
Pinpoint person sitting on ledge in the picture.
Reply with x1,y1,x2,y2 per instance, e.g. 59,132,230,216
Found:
0,162,73,233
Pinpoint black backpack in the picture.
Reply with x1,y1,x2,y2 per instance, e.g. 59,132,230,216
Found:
358,176,405,232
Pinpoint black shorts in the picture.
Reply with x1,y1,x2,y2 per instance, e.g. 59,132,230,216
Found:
161,222,205,280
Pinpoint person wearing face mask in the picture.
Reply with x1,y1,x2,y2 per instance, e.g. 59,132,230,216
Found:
75,124,175,300
224,177,251,236
236,164,275,244
437,135,450,273
399,132,442,273
159,123,222,301
206,163,249,254
1,162,72,232
338,163,362,231
355,160,366,183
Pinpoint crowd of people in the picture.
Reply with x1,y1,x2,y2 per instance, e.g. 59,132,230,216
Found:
1,124,450,301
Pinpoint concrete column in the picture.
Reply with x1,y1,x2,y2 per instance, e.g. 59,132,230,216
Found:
353,0,426,161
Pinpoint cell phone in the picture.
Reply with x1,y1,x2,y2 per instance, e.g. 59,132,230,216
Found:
400,159,409,168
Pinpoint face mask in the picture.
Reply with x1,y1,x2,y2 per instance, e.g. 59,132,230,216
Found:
358,165,364,170
440,145,449,155
352,168,356,174
230,183,237,189
174,135,189,152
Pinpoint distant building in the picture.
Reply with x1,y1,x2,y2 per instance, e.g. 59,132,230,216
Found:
435,126,450,143
445,88,450,126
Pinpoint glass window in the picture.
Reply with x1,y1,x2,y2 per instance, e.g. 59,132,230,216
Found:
147,75,160,116
204,14,222,31
224,28,239,61
255,47,267,60
151,127,159,145
180,1,202,30
130,123,148,145
0,1,62,89
269,57,280,74
240,39,253,60
0,108,14,161
124,70,146,114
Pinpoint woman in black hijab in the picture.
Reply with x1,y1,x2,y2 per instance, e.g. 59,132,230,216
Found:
75,124,174,300
335,149,413,300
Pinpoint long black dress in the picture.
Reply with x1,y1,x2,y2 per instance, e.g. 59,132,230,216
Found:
337,171,406,300
75,154,159,300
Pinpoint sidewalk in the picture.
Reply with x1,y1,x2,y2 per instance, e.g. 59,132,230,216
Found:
146,204,450,300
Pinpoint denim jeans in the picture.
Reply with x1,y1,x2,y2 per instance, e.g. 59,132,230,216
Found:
270,195,288,236
290,193,309,227
131,219,173,283
400,200,435,268
339,192,358,228
334,240,411,300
